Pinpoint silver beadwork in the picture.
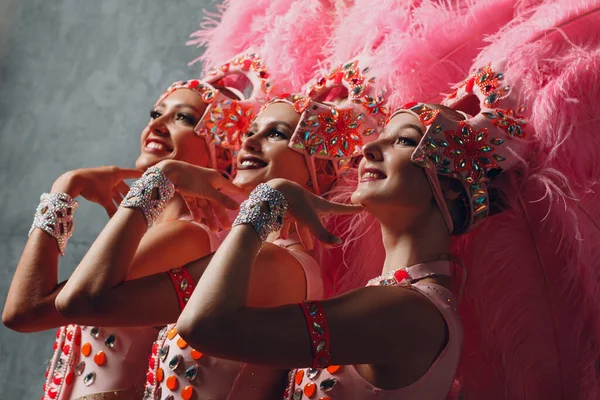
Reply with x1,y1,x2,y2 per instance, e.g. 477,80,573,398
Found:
120,166,175,226
29,192,79,255
233,183,289,243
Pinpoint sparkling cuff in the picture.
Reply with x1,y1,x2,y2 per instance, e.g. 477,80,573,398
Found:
120,166,175,226
232,183,289,243
29,193,79,256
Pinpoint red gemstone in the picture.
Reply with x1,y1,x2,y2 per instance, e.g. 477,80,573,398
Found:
242,59,252,70
67,330,73,341
147,371,154,384
394,269,409,282
465,77,475,93
66,372,74,385
62,345,70,355
188,80,199,89
402,101,418,109
259,70,269,79
48,388,58,399
53,342,57,351
148,356,155,370
55,329,61,338
152,343,158,355
334,72,344,85
53,374,62,385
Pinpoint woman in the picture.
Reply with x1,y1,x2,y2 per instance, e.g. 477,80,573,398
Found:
2,53,270,399
54,59,388,399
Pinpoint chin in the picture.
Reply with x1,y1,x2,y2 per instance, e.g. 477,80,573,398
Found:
233,171,264,192
135,154,165,171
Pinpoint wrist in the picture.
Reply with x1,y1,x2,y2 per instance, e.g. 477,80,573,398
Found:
154,160,178,185
51,171,80,197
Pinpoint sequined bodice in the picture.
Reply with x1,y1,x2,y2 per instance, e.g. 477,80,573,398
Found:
43,324,158,400
284,262,463,400
143,324,287,400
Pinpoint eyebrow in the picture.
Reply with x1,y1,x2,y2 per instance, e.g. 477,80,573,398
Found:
155,102,202,115
397,123,424,136
250,119,294,132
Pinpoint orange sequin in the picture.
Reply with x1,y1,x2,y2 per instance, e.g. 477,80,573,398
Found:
295,370,304,385
156,368,164,383
167,327,178,340
93,351,106,366
177,337,188,349
190,349,203,360
181,385,193,400
326,365,340,374
319,398,331,400
81,342,91,357
304,382,316,397
166,375,178,391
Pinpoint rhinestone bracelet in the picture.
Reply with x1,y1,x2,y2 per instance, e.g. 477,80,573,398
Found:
121,166,175,226
29,193,79,255
300,300,332,368
232,183,289,243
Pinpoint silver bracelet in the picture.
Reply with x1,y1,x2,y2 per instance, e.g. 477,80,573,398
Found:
29,193,79,255
233,183,289,243
120,166,175,226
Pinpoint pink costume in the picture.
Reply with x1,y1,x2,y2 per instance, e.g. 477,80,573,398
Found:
285,261,462,400
143,234,323,400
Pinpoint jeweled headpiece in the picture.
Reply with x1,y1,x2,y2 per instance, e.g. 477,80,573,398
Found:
271,59,388,194
395,61,528,233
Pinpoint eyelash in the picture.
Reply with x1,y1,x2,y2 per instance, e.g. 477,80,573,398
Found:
395,137,417,146
243,129,288,139
149,110,196,125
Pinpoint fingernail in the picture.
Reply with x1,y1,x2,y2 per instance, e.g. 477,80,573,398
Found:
331,236,342,245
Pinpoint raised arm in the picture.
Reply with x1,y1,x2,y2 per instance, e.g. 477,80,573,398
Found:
175,180,446,370
2,166,140,332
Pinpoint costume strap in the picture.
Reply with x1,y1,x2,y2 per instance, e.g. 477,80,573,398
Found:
299,301,331,368
166,267,195,311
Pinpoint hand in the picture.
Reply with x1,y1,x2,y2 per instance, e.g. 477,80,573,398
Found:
156,160,245,231
267,178,363,249
52,166,142,217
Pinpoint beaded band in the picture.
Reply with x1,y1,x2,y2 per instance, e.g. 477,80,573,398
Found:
232,183,289,243
166,266,195,311
29,192,79,256
299,301,332,368
121,166,175,226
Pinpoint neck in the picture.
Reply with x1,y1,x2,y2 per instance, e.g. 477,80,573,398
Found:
378,206,451,275
155,194,190,224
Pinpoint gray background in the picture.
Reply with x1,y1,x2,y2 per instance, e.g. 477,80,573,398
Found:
0,0,214,397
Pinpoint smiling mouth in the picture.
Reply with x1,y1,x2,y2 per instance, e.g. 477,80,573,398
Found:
360,168,387,182
144,140,173,153
238,156,267,170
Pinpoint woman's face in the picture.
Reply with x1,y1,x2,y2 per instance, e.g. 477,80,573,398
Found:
135,88,210,170
352,112,434,219
233,102,311,192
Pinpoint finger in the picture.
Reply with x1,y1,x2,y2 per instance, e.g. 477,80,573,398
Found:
117,168,143,180
280,218,292,240
112,189,124,206
116,181,130,196
182,196,202,222
103,200,118,217
203,188,240,210
198,198,219,232
315,198,364,216
209,200,231,230
299,212,341,246
296,222,314,250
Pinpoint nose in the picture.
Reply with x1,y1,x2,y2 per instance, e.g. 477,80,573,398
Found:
148,115,169,136
362,140,383,161
241,133,262,153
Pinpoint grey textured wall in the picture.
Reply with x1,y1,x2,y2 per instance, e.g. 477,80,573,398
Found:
0,1,214,398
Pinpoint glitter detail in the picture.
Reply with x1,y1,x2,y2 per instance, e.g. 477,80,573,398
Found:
29,193,79,255
121,166,175,226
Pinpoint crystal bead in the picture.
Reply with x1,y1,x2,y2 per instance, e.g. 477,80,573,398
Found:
320,378,337,392
105,333,116,348
180,278,189,291
169,354,182,370
159,345,170,361
90,327,100,338
312,321,324,335
83,372,96,386
293,388,303,400
316,341,326,352
75,361,85,376
164,396,174,400
184,365,198,381
306,368,320,380
154,386,162,400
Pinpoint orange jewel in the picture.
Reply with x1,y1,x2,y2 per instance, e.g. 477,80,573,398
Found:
93,350,106,366
190,349,203,360
295,370,304,385
166,375,178,391
319,398,331,400
81,342,91,357
326,365,340,374
156,368,164,383
304,382,316,397
181,385,193,400
177,337,188,349
167,327,178,340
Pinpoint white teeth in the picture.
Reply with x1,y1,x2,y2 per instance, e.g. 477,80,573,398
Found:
241,160,262,167
362,171,384,179
147,142,166,151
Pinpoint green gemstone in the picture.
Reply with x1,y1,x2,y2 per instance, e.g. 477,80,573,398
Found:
320,378,338,392
105,333,116,348
184,365,198,381
168,354,182,370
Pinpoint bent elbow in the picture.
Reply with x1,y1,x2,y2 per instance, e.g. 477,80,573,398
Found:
2,306,30,332
176,315,226,355
55,290,97,319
